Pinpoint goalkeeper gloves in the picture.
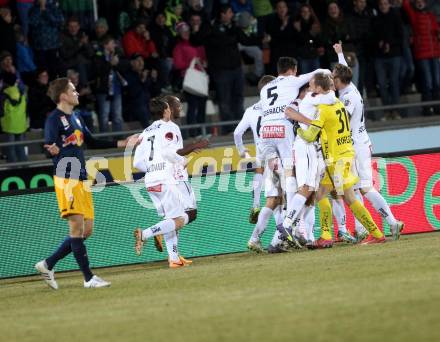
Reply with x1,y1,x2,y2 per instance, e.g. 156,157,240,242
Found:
297,122,322,142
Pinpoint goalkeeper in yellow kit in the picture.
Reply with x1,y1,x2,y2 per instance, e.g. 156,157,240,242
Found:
287,73,385,246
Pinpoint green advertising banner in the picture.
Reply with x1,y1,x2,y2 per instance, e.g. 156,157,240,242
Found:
0,171,272,279
1,152,440,279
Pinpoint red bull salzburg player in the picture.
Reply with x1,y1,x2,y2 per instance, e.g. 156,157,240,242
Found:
35,78,137,289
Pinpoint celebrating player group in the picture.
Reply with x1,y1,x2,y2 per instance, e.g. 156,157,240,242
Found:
34,43,405,291
234,43,404,253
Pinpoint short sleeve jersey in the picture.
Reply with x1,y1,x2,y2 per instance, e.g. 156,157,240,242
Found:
44,109,88,180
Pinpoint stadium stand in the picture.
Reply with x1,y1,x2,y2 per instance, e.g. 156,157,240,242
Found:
0,0,439,165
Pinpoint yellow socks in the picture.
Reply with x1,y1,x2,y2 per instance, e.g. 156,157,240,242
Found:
318,197,333,240
349,200,383,238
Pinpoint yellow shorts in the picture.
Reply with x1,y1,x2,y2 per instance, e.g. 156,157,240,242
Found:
54,176,94,219
320,157,359,193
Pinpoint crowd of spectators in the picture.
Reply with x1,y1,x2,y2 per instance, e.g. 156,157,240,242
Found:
0,0,439,162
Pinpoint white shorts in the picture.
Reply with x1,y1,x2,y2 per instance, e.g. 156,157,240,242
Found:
259,120,295,169
147,183,185,219
264,172,282,198
353,143,373,189
177,181,197,210
294,137,319,189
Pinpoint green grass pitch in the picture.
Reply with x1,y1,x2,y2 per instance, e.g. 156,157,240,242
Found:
1,233,440,342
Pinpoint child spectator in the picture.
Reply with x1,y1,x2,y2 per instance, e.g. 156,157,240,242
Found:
164,0,183,36
0,72,28,162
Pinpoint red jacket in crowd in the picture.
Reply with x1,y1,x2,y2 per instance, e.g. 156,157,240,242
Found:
122,29,157,59
403,0,440,60
173,39,206,77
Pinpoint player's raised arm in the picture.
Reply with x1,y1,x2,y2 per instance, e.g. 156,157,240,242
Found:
333,42,348,67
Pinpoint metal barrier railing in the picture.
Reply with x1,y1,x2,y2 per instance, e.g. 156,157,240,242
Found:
0,101,439,169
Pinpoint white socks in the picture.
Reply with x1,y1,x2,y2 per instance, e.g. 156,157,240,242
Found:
283,193,307,228
250,207,272,243
273,205,284,226
164,231,179,262
142,219,176,240
252,173,264,208
332,198,347,233
364,189,397,226
303,205,315,242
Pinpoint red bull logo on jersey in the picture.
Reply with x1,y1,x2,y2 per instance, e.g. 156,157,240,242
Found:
261,125,285,139
62,129,84,147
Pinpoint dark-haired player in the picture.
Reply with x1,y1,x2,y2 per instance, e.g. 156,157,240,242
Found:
258,57,330,245
146,95,210,256
133,98,193,268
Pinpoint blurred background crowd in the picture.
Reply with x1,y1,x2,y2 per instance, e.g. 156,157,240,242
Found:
0,0,439,162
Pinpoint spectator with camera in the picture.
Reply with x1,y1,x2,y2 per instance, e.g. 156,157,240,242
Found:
94,35,127,132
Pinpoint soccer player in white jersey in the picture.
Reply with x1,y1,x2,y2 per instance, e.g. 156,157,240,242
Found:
234,75,276,225
133,98,192,268
145,95,209,255
281,77,337,248
286,85,320,247
333,43,404,241
259,57,330,245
